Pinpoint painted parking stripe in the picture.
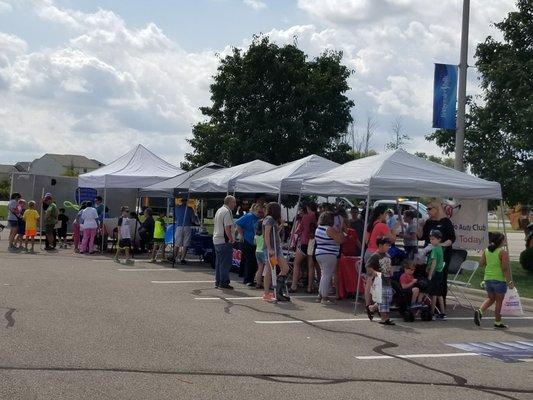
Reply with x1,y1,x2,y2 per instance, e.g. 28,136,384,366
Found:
194,295,317,301
447,341,533,363
152,280,215,284
355,352,479,360
118,268,176,271
253,316,533,325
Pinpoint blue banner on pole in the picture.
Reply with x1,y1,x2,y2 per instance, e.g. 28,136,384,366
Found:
432,63,458,130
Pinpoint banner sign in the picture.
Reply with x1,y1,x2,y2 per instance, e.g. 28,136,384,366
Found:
445,199,488,251
75,187,97,204
432,63,458,130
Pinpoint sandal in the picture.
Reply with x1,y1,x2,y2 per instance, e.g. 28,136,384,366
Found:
379,319,396,326
365,305,374,321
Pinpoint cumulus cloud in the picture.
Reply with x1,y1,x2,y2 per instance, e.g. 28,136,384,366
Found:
244,0,267,10
0,0,223,164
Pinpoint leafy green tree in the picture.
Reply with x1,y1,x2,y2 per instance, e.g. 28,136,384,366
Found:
0,180,10,201
347,149,378,160
414,152,454,168
426,0,532,205
183,36,354,169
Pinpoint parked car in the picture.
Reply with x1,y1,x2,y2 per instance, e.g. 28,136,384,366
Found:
373,199,428,220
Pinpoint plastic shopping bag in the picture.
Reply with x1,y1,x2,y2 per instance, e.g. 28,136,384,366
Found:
370,273,382,304
501,287,523,316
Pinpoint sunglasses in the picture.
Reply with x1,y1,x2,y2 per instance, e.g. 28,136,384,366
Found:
427,207,434,211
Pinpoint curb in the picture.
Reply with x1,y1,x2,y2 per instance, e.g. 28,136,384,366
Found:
461,287,533,313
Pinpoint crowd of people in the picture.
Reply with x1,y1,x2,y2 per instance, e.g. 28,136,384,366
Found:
4,190,517,328
211,195,516,328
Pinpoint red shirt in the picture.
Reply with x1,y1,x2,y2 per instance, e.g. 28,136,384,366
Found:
295,212,317,245
400,273,414,287
367,222,390,252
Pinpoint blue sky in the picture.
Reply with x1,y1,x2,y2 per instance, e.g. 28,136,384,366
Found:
0,0,517,165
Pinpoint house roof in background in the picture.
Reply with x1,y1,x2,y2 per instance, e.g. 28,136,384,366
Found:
14,162,31,172
0,164,16,174
42,154,104,169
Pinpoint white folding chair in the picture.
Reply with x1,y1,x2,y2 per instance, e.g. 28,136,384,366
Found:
447,260,479,310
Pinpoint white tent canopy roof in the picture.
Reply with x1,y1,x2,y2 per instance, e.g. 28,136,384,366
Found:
78,144,183,189
235,155,339,195
189,159,275,194
141,162,225,197
301,149,502,199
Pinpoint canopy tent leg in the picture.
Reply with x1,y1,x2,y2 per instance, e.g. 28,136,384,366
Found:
172,195,176,268
39,187,44,250
500,200,513,281
200,199,204,229
354,194,371,315
132,189,140,259
101,187,107,254
277,191,282,204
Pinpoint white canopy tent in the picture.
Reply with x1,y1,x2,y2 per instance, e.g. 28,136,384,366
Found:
141,162,225,197
189,159,275,194
301,150,502,199
78,144,183,189
235,155,339,200
301,149,503,315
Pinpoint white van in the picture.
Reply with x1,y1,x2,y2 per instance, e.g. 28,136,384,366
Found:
373,199,428,220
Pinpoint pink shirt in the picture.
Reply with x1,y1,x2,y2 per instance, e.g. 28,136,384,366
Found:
295,212,317,245
367,221,390,252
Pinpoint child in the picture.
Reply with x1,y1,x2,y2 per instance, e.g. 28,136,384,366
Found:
474,232,513,329
22,201,39,253
57,208,69,248
254,219,265,289
400,259,424,308
427,229,446,320
115,206,133,264
402,210,418,259
366,236,395,325
150,211,166,262
15,199,27,249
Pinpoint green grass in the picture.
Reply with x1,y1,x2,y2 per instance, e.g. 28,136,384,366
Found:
449,258,533,299
0,205,6,220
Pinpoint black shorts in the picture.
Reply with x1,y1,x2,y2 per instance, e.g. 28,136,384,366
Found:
428,271,445,296
153,238,165,244
8,220,18,228
299,244,308,254
17,221,25,235
119,238,132,248
57,228,67,238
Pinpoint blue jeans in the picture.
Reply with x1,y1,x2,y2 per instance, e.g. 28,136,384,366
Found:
215,243,233,286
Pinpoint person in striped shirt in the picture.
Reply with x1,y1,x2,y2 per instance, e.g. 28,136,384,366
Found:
315,211,345,304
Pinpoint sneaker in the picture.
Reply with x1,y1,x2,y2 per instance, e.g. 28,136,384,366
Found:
436,313,447,320
494,322,508,329
148,259,156,263
379,319,396,326
220,284,234,290
474,309,482,326
180,259,187,265
125,259,135,265
262,293,275,301
113,258,121,264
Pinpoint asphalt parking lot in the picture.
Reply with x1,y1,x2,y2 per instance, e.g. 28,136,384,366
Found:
1,249,532,400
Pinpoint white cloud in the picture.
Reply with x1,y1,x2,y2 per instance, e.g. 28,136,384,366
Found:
244,0,267,10
0,1,224,165
0,1,12,13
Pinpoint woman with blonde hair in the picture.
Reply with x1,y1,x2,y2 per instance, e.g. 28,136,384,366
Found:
419,200,456,304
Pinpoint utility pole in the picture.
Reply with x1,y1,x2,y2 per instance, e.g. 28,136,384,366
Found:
454,0,470,171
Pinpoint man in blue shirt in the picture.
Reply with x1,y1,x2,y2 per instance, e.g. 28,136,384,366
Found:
235,203,264,286
173,198,196,264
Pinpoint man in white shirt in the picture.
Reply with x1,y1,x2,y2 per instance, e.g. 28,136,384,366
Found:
213,195,236,289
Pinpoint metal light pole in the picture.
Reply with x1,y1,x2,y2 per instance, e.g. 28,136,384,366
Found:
454,0,470,171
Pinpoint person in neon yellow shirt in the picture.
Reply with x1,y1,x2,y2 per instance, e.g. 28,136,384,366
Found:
474,232,514,329
22,201,39,253
150,210,167,263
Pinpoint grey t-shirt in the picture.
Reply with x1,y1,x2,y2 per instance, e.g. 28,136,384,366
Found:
404,221,417,246
263,216,282,251
7,199,18,221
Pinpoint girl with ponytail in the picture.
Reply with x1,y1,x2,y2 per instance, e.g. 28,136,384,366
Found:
474,232,514,329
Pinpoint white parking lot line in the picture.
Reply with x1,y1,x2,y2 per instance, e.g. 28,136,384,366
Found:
355,352,479,360
195,295,316,301
152,280,215,284
253,316,533,325
118,268,176,271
